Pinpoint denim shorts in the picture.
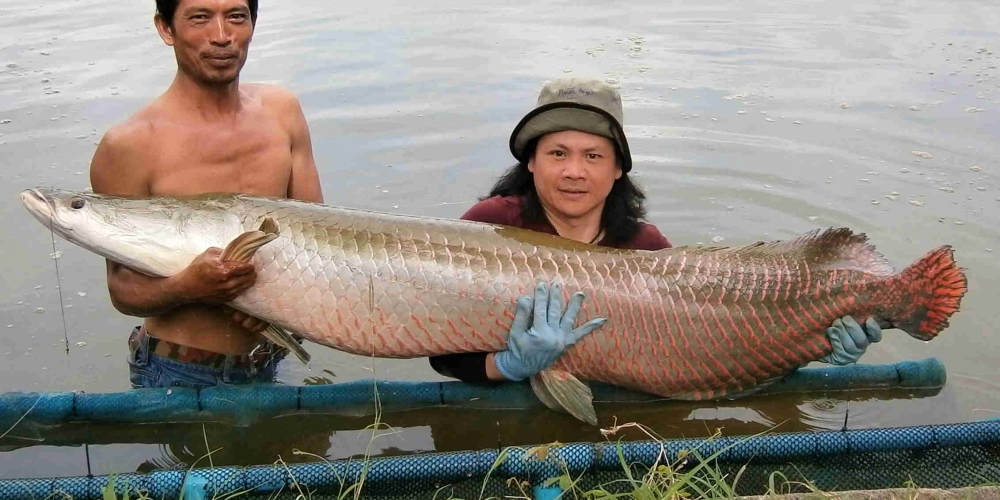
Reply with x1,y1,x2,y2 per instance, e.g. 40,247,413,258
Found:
127,326,283,389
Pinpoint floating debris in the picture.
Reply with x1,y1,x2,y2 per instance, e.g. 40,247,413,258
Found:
35,307,45,313
765,117,775,122
50,251,63,259
763,184,772,189
885,195,898,201
793,120,802,125
939,186,955,193
965,107,986,113
900,168,911,173
970,166,983,172
909,106,921,111
977,186,987,191
859,178,871,183
77,292,87,297
911,151,934,159
840,103,851,109
871,200,881,205
76,342,87,347
737,110,746,115
807,216,819,221
909,200,925,207
711,236,725,243
0,119,11,125
891,191,900,195
955,220,965,225
6,325,11,329
381,189,388,194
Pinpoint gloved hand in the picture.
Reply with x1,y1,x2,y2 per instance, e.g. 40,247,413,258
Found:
820,315,882,365
494,281,608,382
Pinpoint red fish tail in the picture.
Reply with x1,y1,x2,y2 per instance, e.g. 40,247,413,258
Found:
881,246,967,340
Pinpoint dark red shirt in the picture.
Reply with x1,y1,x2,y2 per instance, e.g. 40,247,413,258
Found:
430,195,672,384
460,195,672,250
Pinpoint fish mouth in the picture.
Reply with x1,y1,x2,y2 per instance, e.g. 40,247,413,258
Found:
20,188,55,225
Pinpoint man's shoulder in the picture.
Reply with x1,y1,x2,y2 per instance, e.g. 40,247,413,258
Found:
245,83,303,111
460,195,523,225
621,222,672,251
97,104,163,155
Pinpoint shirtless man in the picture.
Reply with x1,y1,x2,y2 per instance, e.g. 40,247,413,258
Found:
89,0,323,388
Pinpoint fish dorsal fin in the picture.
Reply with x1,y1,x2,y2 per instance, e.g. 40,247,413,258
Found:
716,227,895,276
220,218,280,263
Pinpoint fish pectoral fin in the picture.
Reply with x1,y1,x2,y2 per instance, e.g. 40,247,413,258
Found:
262,324,311,364
220,218,280,263
529,374,563,412
530,369,597,426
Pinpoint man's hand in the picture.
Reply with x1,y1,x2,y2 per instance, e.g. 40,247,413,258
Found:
820,315,883,365
493,281,607,382
171,248,257,304
226,307,269,333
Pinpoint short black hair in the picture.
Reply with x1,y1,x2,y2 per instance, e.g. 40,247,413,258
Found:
155,0,258,27
484,138,648,246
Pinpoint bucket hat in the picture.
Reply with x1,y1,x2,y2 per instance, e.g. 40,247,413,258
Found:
509,78,631,172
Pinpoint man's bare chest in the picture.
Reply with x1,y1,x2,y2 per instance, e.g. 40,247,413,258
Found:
148,127,293,198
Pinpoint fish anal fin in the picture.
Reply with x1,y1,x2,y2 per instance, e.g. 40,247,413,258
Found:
531,369,597,426
713,228,895,276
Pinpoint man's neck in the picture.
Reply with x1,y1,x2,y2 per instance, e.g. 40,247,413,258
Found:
541,203,604,244
166,71,243,120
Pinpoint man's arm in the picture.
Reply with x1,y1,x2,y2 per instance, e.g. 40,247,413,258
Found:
282,92,324,203
89,126,259,319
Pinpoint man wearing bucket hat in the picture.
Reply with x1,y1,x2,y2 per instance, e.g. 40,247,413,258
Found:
430,78,881,384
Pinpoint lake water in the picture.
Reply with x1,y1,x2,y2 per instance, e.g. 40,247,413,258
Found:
1,0,998,480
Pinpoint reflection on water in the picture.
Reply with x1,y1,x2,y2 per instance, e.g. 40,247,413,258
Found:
1,0,999,480
0,386,950,479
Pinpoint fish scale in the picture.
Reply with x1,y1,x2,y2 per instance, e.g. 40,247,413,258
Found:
22,189,968,412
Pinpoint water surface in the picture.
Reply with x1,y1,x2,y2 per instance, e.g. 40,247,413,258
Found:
1,0,998,479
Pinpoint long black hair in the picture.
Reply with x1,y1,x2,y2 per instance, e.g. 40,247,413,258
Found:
485,138,648,246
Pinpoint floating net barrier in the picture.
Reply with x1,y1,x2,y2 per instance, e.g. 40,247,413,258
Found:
0,358,946,428
0,419,997,500
3,357,984,500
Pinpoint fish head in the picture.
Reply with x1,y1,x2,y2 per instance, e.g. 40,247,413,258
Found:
20,188,243,277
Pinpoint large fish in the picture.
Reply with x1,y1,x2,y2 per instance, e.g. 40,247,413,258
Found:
20,188,968,424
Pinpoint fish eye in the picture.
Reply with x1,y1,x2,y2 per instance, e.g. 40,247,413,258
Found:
70,198,86,210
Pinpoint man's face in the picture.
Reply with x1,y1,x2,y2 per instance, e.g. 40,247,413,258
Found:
155,0,254,86
528,130,623,221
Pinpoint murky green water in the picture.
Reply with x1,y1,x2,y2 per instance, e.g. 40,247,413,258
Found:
1,0,998,480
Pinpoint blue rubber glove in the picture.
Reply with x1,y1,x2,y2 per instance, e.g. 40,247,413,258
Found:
494,281,608,382
820,315,882,365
